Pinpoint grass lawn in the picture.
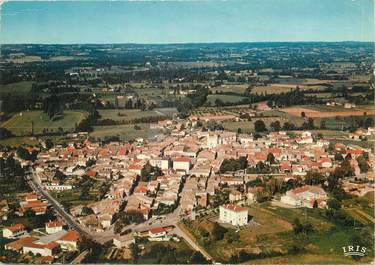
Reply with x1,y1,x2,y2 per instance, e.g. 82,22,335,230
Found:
98,108,176,122
0,136,39,147
207,94,246,105
50,183,101,210
182,203,367,263
0,110,88,136
91,123,159,141
223,121,254,133
0,81,34,95
262,204,333,231
210,84,248,94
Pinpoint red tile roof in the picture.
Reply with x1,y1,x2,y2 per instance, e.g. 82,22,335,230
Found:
46,220,63,228
174,157,190,163
149,227,167,234
58,230,80,242
222,204,247,212
5,223,25,232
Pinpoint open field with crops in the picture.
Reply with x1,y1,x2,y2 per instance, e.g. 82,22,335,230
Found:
90,123,159,141
0,110,88,136
281,105,375,118
0,81,33,95
98,108,177,122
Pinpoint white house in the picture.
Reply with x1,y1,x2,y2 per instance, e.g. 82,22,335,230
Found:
148,227,167,238
56,230,80,251
280,185,327,208
173,157,191,172
45,220,64,234
150,158,170,170
2,224,26,239
23,241,60,257
113,234,135,249
219,204,248,226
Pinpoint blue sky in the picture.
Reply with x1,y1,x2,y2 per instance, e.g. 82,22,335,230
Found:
1,0,373,44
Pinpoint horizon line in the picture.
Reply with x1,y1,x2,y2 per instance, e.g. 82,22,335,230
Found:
1,40,374,46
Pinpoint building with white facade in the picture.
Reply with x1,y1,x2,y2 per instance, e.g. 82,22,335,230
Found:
172,157,191,172
150,157,170,170
2,224,26,238
219,204,248,226
45,220,64,234
280,185,327,208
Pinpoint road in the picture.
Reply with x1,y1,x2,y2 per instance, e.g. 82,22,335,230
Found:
28,173,102,245
174,224,214,263
29,172,214,261
70,249,90,264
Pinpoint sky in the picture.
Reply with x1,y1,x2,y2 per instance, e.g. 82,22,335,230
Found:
0,0,374,44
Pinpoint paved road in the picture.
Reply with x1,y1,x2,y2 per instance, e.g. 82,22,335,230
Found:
70,249,90,264
174,224,214,263
28,173,102,245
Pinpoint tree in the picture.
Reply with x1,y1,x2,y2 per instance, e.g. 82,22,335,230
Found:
327,198,341,210
0,128,13,140
304,171,325,185
190,251,210,264
54,170,67,184
81,206,94,216
254,120,267,132
283,122,296,131
267,153,275,164
364,117,374,128
211,223,227,240
224,230,239,243
334,153,344,161
270,121,281,132
129,243,139,263
16,147,31,160
45,139,53,149
320,120,326,129
357,155,369,173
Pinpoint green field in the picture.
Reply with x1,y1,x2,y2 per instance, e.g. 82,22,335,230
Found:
207,94,246,105
0,81,33,95
98,108,176,122
184,203,373,264
0,110,88,136
91,123,159,141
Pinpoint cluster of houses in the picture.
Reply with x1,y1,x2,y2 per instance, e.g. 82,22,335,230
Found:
17,123,372,233
2,220,80,262
349,127,375,140
17,193,48,216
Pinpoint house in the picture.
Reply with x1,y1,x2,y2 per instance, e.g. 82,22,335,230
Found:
45,220,64,234
173,157,191,172
256,102,271,111
57,230,80,251
23,241,60,257
2,224,26,238
113,234,135,249
280,185,327,208
219,204,248,226
128,164,143,175
148,227,167,238
229,190,243,202
344,102,356,109
150,157,170,170
247,187,263,203
5,236,38,252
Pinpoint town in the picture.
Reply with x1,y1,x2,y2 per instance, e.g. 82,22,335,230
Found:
0,113,374,263
0,8,374,262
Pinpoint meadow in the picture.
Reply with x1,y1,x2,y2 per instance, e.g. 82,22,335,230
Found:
0,110,87,136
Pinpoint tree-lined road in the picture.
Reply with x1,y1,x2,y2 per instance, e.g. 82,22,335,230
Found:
28,173,102,244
